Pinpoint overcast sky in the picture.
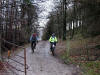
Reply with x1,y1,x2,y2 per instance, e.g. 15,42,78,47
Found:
33,0,56,27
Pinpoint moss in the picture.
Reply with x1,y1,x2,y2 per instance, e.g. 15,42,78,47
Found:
60,52,100,75
80,61,100,75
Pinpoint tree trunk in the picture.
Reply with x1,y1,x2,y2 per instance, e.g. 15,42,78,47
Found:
0,22,2,61
63,0,67,40
0,34,1,61
0,0,2,61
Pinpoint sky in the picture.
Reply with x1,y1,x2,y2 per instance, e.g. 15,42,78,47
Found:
33,0,56,27
32,0,59,40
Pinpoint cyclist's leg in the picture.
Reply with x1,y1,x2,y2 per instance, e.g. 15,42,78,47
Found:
50,42,52,49
31,42,33,49
34,42,36,49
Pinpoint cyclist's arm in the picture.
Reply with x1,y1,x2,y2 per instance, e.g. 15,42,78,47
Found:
55,37,58,43
49,37,52,43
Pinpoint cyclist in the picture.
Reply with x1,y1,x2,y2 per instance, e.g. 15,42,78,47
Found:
30,33,38,52
49,33,58,50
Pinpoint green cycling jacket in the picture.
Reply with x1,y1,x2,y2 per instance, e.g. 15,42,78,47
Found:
49,36,57,42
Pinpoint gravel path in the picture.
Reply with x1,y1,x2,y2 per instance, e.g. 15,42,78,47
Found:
8,41,81,75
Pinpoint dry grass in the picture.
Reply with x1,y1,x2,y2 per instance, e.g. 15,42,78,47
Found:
55,41,66,56
54,36,100,75
66,35,100,57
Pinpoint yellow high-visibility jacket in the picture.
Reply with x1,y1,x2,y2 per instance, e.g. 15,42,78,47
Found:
49,36,57,42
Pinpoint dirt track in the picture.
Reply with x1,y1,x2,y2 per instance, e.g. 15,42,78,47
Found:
8,41,81,75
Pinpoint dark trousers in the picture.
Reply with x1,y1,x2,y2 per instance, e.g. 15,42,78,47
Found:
31,41,36,49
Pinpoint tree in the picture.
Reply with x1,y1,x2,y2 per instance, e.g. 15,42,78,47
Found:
0,0,38,53
0,33,1,61
63,0,67,40
43,0,100,40
0,27,1,61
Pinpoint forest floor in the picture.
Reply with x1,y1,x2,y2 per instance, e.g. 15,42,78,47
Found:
55,35,100,75
1,35,100,75
0,41,81,75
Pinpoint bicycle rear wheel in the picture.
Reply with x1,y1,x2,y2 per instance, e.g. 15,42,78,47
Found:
51,48,55,56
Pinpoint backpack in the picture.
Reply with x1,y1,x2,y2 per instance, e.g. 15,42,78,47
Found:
30,35,36,42
32,36,37,42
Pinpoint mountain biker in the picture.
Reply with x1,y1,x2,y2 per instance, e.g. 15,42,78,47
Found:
30,33,38,52
49,33,58,50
